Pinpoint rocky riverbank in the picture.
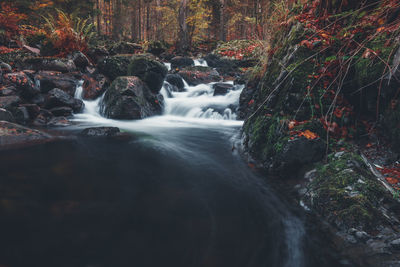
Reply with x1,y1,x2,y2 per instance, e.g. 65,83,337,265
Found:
236,6,400,266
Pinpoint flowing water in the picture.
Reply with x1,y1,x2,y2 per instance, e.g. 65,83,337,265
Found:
0,75,348,267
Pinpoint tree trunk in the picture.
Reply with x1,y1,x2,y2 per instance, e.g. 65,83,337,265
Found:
219,0,226,41
112,0,122,40
177,0,189,54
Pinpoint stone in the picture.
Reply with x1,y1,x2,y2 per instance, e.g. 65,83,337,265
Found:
21,57,77,73
79,127,120,137
82,74,109,100
70,51,90,69
213,83,234,96
391,239,400,250
127,55,168,93
0,121,53,149
34,71,77,95
0,108,14,122
170,56,194,69
50,107,74,117
4,72,40,98
100,76,163,120
178,66,221,86
45,88,84,113
97,55,132,81
165,74,185,92
0,96,21,110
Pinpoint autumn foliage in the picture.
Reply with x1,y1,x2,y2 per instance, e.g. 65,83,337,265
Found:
0,3,27,40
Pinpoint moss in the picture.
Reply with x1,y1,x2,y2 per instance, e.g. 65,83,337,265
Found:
306,152,387,229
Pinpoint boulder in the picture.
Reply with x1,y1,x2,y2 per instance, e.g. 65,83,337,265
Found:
165,74,185,92
0,121,53,149
0,96,21,110
97,55,132,81
0,86,16,97
82,74,109,100
32,109,54,126
274,137,325,176
100,76,163,120
45,88,84,113
109,41,142,55
21,57,77,73
213,83,234,96
0,61,12,73
146,41,167,56
4,72,40,98
178,66,221,86
50,107,74,117
87,46,109,64
79,127,120,137
47,116,71,127
13,106,30,124
70,51,90,69
79,126,134,141
170,56,194,69
34,71,77,95
0,108,14,122
127,56,168,93
20,104,40,120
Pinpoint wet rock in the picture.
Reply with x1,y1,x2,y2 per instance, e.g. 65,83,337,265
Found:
100,76,163,120
34,71,77,95
127,55,168,93
82,74,109,100
31,94,45,106
70,51,90,69
79,127,120,137
73,99,84,113
213,83,233,96
0,108,14,122
0,96,21,110
21,57,77,73
0,61,12,73
0,86,17,97
391,239,400,250
4,72,40,98
45,88,84,113
20,104,40,120
274,137,325,176
87,46,109,64
47,116,71,127
170,56,194,69
13,106,30,124
32,109,53,126
109,41,142,55
97,55,132,81
0,121,53,149
165,74,185,92
50,107,74,117
178,66,221,86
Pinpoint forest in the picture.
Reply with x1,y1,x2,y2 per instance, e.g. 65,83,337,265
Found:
1,0,400,267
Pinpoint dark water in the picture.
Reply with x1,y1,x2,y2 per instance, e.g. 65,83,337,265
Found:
0,125,348,267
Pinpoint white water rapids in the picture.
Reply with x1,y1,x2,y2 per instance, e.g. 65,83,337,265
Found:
72,72,306,267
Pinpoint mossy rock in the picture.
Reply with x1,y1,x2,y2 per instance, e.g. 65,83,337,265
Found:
97,55,132,81
127,55,168,94
100,76,163,120
303,152,388,230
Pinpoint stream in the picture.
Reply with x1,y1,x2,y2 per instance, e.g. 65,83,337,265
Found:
0,67,348,267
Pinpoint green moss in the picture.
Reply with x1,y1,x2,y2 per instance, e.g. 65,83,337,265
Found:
306,152,387,229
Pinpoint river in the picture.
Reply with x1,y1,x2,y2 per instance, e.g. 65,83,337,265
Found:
0,65,349,267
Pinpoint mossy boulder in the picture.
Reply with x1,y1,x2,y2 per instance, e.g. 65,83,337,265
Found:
20,57,77,73
302,152,390,230
109,41,142,55
97,55,132,81
170,56,194,70
178,66,221,86
100,76,163,120
127,56,168,93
